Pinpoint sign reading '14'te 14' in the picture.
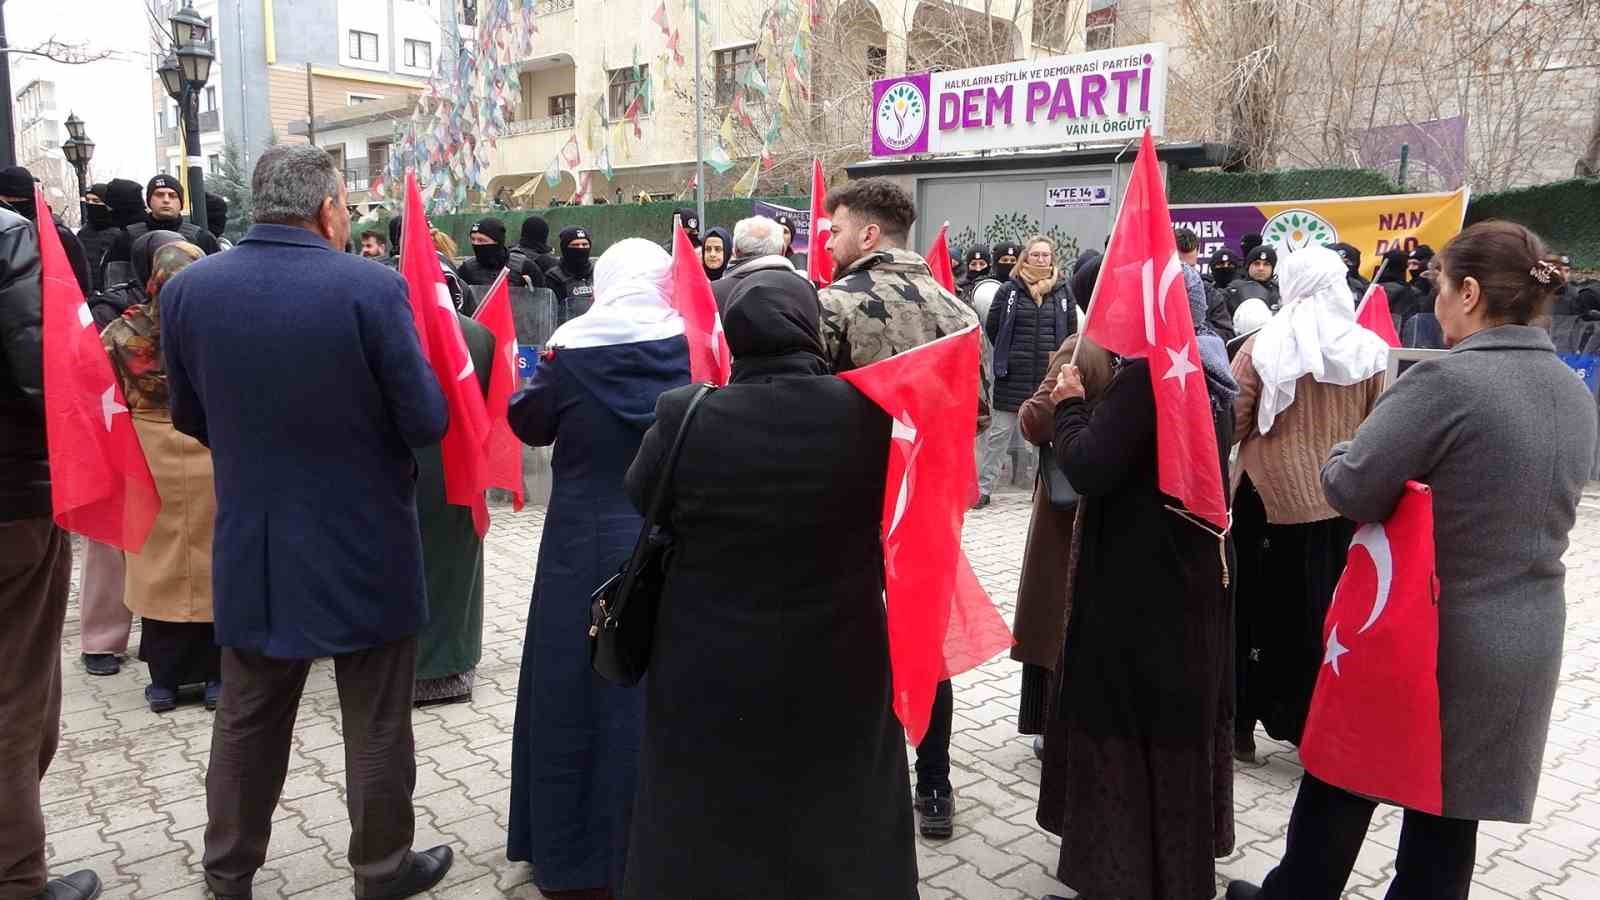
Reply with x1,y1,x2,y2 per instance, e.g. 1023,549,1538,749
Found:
870,43,1169,157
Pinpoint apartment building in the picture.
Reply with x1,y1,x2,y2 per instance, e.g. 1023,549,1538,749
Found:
12,77,77,220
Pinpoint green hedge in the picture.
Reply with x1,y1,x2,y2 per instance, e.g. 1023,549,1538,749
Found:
1464,178,1600,269
357,196,808,256
1169,168,1404,204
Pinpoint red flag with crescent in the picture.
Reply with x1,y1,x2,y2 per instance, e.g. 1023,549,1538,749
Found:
1355,283,1402,348
1300,481,1442,814
926,222,956,294
669,222,731,386
806,158,833,287
837,327,1013,744
39,186,160,551
470,269,525,511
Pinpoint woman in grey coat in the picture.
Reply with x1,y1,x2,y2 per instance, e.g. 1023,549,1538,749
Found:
1229,221,1597,900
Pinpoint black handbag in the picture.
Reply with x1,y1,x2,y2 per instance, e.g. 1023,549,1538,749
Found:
589,384,715,686
1037,444,1079,509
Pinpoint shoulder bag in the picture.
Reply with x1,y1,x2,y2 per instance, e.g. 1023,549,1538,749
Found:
1038,444,1079,509
589,383,715,686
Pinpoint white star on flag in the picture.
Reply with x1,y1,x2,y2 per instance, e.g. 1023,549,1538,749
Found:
1163,343,1199,390
100,384,127,431
1323,624,1349,676
77,302,93,330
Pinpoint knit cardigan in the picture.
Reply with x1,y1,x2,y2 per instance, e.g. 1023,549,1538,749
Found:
1230,335,1384,524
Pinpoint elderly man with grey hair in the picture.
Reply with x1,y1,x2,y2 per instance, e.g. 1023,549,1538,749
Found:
711,214,809,313
161,143,455,900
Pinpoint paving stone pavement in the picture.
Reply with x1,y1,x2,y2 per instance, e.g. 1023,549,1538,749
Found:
39,486,1600,899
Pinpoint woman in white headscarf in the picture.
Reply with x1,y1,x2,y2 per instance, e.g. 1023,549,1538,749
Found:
1228,245,1391,761
505,239,691,900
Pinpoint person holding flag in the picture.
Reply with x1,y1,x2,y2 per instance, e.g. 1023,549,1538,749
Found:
1226,245,1389,761
161,144,455,899
505,238,691,899
1229,222,1596,900
1035,131,1237,900
620,268,918,899
816,177,991,840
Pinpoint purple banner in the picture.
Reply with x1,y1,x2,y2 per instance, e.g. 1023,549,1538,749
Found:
1357,117,1468,191
871,73,934,156
751,200,809,254
1169,206,1269,273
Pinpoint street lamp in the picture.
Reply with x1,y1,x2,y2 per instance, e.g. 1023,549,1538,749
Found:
159,1,215,233
61,112,94,223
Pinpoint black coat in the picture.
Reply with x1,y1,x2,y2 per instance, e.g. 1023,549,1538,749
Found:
0,208,46,522
621,364,918,900
1222,277,1279,314
986,276,1076,412
1047,359,1235,899
546,264,595,324
709,255,808,314
459,249,547,290
77,223,120,292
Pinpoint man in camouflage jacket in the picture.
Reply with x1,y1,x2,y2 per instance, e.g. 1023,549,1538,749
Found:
814,177,989,844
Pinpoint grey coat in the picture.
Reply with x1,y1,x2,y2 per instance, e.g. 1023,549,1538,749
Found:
1322,325,1596,822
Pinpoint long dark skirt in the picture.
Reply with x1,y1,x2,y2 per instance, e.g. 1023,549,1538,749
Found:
1018,664,1051,735
1234,476,1356,745
139,618,220,689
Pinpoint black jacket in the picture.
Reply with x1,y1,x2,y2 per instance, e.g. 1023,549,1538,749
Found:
1222,277,1280,315
711,255,808,314
77,223,120,292
0,208,48,521
515,244,559,274
546,263,595,324
459,250,547,290
89,282,147,330
986,275,1077,412
98,217,221,287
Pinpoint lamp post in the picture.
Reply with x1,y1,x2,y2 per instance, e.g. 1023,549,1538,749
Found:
61,112,95,224
158,1,215,233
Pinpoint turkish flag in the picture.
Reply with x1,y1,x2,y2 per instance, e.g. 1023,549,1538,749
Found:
470,269,525,510
838,326,1014,744
1356,283,1402,348
927,221,956,294
1301,481,1442,814
1080,130,1227,529
400,170,493,535
39,186,160,551
669,222,731,385
806,158,834,287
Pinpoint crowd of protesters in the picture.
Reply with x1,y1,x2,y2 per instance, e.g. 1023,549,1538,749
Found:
0,139,1595,900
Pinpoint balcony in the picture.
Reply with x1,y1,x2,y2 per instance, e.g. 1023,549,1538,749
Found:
345,163,372,193
504,112,574,137
157,109,222,147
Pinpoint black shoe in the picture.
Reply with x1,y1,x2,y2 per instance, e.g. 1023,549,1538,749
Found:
210,891,251,900
914,789,954,840
81,654,119,676
1234,728,1258,764
204,680,222,711
1225,880,1263,900
144,685,177,713
367,846,453,899
32,870,101,899
971,494,992,510
1032,735,1045,760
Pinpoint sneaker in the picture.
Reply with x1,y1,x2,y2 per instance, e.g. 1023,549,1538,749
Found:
81,653,120,676
914,788,954,840
144,684,177,713
33,869,101,899
204,681,222,711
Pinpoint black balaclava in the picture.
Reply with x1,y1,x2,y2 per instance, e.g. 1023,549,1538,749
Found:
1246,245,1278,282
0,166,38,221
559,226,592,275
774,214,797,255
1069,250,1103,307
1408,245,1435,284
471,217,510,270
1328,242,1362,278
673,207,701,245
105,179,146,228
519,216,552,253
963,246,992,277
1210,248,1239,287
85,182,113,229
1240,232,1264,259
146,173,185,226
1375,249,1409,285
993,241,1022,281
204,193,228,237
388,216,405,254
131,230,186,288
701,227,731,281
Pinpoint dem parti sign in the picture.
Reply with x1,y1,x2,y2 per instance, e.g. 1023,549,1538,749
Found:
870,43,1169,158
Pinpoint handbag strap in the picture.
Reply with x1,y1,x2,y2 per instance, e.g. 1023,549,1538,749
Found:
626,382,715,563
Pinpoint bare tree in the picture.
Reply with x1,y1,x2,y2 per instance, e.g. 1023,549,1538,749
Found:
0,38,114,65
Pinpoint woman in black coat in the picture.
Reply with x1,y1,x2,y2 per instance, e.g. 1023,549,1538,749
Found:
621,269,918,900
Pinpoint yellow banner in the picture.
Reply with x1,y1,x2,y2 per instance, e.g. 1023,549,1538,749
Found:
1172,189,1469,279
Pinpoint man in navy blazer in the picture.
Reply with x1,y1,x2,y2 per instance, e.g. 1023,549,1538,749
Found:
162,144,454,900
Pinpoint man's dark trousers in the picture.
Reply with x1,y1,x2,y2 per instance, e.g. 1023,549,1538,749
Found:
203,637,420,898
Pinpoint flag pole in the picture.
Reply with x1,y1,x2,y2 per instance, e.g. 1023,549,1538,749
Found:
693,0,706,229
1069,151,1142,368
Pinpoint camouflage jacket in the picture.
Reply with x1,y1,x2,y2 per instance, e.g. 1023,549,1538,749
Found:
819,247,993,433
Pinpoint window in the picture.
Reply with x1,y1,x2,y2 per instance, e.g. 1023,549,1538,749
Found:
1085,23,1114,50
1085,0,1117,51
866,46,887,80
460,0,478,26
367,140,391,174
325,145,345,173
155,112,164,134
548,93,576,121
348,93,383,105
203,86,217,112
348,30,379,62
1032,0,1070,50
208,153,221,172
713,45,754,106
607,65,649,118
403,39,432,70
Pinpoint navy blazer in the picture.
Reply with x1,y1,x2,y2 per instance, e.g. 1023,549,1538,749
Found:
162,224,448,659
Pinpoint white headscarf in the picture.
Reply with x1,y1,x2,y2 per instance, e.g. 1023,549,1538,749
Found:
1250,245,1390,435
545,238,685,349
